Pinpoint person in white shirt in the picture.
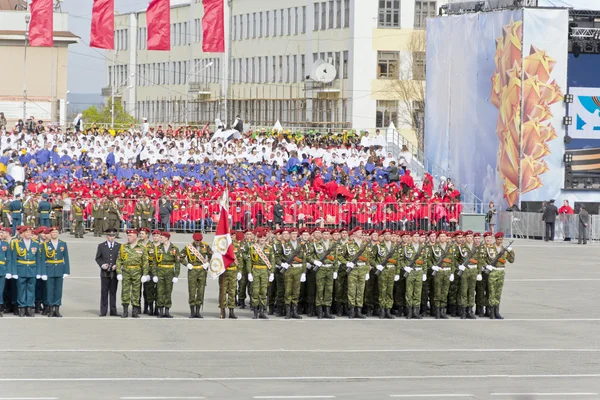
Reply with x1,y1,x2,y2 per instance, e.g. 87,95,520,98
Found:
398,145,413,172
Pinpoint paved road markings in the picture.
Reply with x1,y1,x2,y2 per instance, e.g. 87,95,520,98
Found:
253,397,336,399
120,397,206,400
389,395,475,398
3,348,600,353
490,393,598,397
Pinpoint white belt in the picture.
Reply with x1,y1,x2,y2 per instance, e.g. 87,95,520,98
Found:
386,264,395,268
440,267,451,271
414,267,422,271
468,264,477,269
356,262,366,266
291,263,303,268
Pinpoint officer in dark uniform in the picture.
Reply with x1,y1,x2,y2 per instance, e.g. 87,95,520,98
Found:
38,194,52,227
94,228,121,316
9,194,24,236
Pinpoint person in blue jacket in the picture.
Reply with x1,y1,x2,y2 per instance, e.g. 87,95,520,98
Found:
40,226,70,317
10,225,42,317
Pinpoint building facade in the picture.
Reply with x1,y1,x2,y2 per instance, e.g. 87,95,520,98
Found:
107,0,443,140
0,2,78,127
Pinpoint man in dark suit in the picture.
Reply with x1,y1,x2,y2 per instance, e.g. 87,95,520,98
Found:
95,228,121,316
542,199,558,242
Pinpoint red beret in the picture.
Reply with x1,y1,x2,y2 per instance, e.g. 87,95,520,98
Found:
139,227,150,234
483,231,493,237
3,227,13,233
160,231,171,239
45,227,54,234
454,230,464,236
152,229,161,235
494,232,505,239
33,227,45,235
20,226,32,233
192,233,203,242
381,229,391,235
473,232,481,237
465,230,474,235
126,229,138,235
234,231,245,241
255,230,267,238
350,227,362,235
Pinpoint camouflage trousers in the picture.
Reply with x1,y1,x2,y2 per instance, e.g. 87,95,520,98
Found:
459,267,478,307
219,268,237,309
238,269,251,302
143,279,157,304
393,274,406,308
347,265,368,308
315,267,335,307
421,268,435,308
476,272,489,307
377,266,396,309
300,269,316,306
364,269,378,308
93,219,105,236
333,268,348,306
405,269,424,307
486,270,505,306
250,268,269,308
188,267,207,306
284,267,303,305
448,274,461,306
433,270,451,308
275,269,285,307
156,267,175,308
121,267,142,307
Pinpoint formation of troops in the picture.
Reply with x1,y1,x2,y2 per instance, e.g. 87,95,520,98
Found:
88,226,515,320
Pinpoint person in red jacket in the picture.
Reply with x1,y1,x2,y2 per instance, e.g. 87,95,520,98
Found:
558,199,575,241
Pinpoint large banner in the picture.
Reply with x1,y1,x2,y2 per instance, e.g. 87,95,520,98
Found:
425,8,568,208
569,87,600,139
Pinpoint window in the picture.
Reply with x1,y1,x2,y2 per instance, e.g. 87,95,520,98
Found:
245,58,250,83
321,2,326,30
343,50,348,79
240,14,244,40
335,51,340,78
314,3,319,31
293,55,297,82
377,51,399,79
302,6,306,33
294,7,298,35
266,11,270,37
412,51,426,80
272,56,276,82
259,12,263,37
336,0,341,28
287,8,291,36
376,100,398,128
414,1,437,29
258,57,262,83
280,9,284,36
252,13,256,38
233,16,237,40
344,0,350,27
329,1,334,29
246,14,250,39
378,0,401,28
278,56,283,82
238,59,243,83
274,10,278,37
301,54,305,80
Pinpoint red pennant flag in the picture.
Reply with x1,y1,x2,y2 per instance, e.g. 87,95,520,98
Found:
147,0,170,51
209,189,234,279
29,0,53,47
202,0,224,53
90,0,115,50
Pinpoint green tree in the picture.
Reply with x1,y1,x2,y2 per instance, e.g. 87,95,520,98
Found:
81,99,137,127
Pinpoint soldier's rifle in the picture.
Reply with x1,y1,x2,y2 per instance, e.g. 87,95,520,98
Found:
346,243,369,274
403,246,423,278
313,243,336,272
457,244,480,277
282,243,304,269
431,243,454,277
375,244,397,276
483,240,514,275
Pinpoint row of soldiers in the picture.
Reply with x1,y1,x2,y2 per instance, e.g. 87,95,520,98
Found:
0,225,71,317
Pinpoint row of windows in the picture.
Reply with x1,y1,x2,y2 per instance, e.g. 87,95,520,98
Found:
314,0,350,31
378,0,437,29
130,59,222,87
115,29,129,51
108,65,129,91
233,7,306,41
377,50,425,80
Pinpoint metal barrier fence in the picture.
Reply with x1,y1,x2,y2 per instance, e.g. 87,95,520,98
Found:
496,211,598,242
55,200,471,234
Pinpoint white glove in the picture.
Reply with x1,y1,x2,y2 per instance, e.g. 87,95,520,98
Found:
394,274,400,282
458,265,466,271
237,272,242,281
376,264,384,271
12,275,18,279
36,274,41,279
63,274,69,279
507,246,513,252
364,273,370,281
269,273,274,282
172,277,178,283
202,263,209,270
103,217,107,220
307,263,312,270
333,271,338,280
346,262,355,268
152,276,158,283
117,274,123,281
91,217,94,221
187,263,194,270
449,274,455,282
300,273,306,282
101,264,109,270
422,274,427,282
5,273,11,279
41,275,48,281
476,274,483,281
313,260,323,267
141,276,148,283
431,266,440,272
485,265,494,271
148,218,152,222
281,262,289,270
403,267,412,273
248,273,254,282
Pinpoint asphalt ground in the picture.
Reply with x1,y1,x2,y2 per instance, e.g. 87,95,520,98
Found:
1,234,599,400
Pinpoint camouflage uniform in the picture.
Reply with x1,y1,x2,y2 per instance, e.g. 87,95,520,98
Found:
180,241,212,318
401,243,431,319
309,239,339,318
373,241,401,318
245,243,275,319
430,242,458,318
338,239,375,318
153,242,181,317
219,241,241,318
482,243,515,319
457,242,483,318
116,242,149,317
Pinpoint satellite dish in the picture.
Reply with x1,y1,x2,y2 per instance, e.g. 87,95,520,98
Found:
314,62,337,83
311,59,325,80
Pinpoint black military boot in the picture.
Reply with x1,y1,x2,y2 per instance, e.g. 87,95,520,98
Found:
253,307,259,319
18,307,25,317
190,306,196,318
35,302,42,314
476,306,484,317
156,307,163,318
467,307,477,319
285,305,292,320
347,306,355,319
440,307,449,319
379,308,385,319
434,307,440,319
122,305,129,318
13,305,19,316
307,304,315,317
229,308,237,319
0,304,3,317
26,307,34,317
460,307,466,319
54,306,62,318
164,308,173,318
405,306,412,319
324,306,335,319
268,304,275,315
196,306,203,318
42,304,50,316
143,303,149,315
292,305,303,319
317,306,323,319
412,306,422,319
420,304,428,317
489,306,496,320
485,306,491,317
336,304,343,317
240,300,246,309
148,303,154,316
259,306,269,319
132,306,140,318
355,307,366,319
47,306,54,317
366,306,373,317
494,305,504,320
385,308,395,319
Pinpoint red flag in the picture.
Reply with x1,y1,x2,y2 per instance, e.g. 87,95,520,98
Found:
90,0,114,50
202,0,224,53
209,189,234,278
147,0,170,51
29,0,53,47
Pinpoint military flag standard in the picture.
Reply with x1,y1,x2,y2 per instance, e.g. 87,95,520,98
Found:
209,189,234,279
29,0,54,47
90,0,115,50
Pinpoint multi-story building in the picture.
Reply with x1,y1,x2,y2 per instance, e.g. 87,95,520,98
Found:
106,0,443,142
0,0,78,127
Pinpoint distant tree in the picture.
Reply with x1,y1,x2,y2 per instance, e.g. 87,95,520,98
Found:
81,99,137,127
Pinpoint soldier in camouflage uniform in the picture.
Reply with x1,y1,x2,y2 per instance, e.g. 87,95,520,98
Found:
474,233,487,316
339,227,375,319
393,231,410,316
237,230,254,309
421,231,437,317
104,196,122,236
71,199,85,238
373,229,401,319
219,231,244,319
447,231,464,316
116,229,149,318
144,229,162,316
331,229,348,316
278,229,305,319
140,196,156,230
482,231,515,320
268,229,283,316
245,230,275,319
308,228,339,319
91,199,104,237
23,195,37,228
180,232,212,318
153,231,181,318
137,228,154,315
429,231,458,319
401,231,430,319
299,229,316,316
456,230,482,319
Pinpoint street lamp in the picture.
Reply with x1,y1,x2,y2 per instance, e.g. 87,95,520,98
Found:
111,72,135,128
185,61,213,125
23,13,30,124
